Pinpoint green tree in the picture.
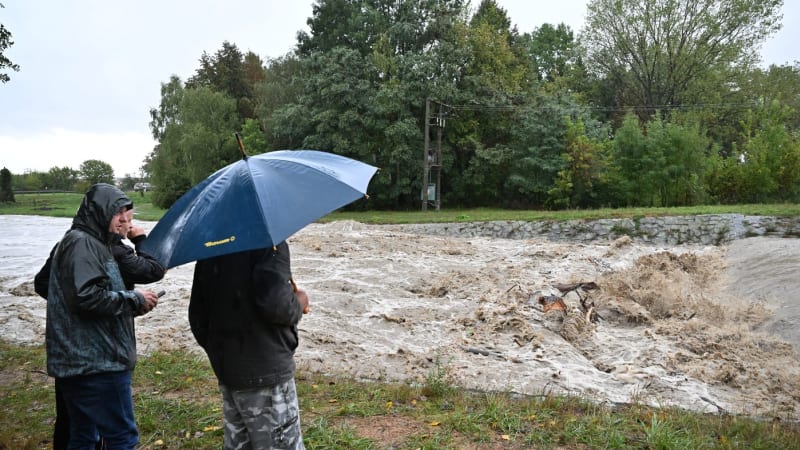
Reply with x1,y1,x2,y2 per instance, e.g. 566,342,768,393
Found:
740,63,800,131
466,0,527,98
610,113,664,206
549,118,611,208
186,41,257,119
239,118,267,155
42,166,79,191
297,0,378,57
732,103,800,202
445,0,532,207
609,113,712,206
148,86,240,208
274,0,470,208
149,75,185,142
582,0,783,119
0,167,14,202
0,3,20,84
256,54,306,150
646,117,711,206
13,171,43,191
80,160,115,185
526,23,581,84
490,89,603,208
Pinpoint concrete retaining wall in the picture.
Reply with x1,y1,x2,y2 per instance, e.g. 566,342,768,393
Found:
394,214,800,246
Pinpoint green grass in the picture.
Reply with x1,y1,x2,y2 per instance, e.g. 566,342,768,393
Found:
1,341,798,449
3,192,800,224
0,191,167,221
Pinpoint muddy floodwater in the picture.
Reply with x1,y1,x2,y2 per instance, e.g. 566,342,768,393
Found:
1,215,799,419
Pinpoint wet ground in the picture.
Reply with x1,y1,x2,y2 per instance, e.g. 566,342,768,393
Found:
1,215,798,419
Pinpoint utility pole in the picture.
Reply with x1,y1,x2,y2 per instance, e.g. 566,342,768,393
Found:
434,101,444,211
422,98,431,211
422,98,444,211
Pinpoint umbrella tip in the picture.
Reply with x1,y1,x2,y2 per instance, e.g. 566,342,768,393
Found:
235,132,247,159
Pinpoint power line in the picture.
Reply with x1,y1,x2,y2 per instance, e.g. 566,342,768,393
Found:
435,100,764,114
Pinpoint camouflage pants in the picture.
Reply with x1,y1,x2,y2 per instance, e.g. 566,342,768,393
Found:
220,379,304,450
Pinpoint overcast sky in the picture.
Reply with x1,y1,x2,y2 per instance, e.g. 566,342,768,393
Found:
1,0,797,177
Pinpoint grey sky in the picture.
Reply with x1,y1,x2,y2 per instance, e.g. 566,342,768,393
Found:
0,0,796,177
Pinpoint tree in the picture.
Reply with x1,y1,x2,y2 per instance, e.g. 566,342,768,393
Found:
148,86,240,208
646,117,711,206
526,23,580,83
739,103,800,201
582,0,783,119
238,118,267,155
80,160,115,185
610,113,665,206
255,54,306,150
444,0,532,207
42,166,79,191
494,89,604,208
0,167,14,202
186,41,256,119
549,119,611,208
274,0,470,208
149,75,185,141
0,3,20,84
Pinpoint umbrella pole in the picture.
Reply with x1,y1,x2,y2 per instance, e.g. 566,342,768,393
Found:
235,132,247,158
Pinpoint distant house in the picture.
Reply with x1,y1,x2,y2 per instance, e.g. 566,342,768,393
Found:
134,182,152,192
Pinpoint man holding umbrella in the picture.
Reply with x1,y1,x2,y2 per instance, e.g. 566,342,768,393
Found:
142,144,376,449
189,242,309,449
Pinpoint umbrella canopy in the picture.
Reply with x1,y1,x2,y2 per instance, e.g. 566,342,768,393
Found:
140,150,378,268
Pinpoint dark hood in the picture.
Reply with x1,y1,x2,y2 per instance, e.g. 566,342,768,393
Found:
72,183,133,243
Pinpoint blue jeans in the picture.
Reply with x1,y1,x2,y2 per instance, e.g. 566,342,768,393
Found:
56,371,138,450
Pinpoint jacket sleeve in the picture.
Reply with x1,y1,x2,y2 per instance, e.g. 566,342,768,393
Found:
62,238,143,317
252,243,303,326
113,235,166,287
34,244,58,299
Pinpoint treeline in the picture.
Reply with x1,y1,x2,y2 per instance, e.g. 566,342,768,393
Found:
6,160,127,193
145,0,800,210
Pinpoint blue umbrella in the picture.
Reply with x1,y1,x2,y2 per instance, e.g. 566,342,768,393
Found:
140,150,378,268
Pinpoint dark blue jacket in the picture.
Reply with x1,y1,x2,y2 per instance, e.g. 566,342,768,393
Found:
46,184,146,378
189,242,303,388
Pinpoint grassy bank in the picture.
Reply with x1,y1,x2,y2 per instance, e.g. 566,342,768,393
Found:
0,192,167,221
2,191,800,223
1,341,798,450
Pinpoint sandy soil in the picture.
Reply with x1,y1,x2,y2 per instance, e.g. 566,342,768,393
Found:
1,218,799,419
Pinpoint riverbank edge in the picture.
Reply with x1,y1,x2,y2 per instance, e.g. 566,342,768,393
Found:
390,214,800,246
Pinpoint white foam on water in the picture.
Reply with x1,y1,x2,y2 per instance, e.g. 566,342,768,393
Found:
1,216,798,418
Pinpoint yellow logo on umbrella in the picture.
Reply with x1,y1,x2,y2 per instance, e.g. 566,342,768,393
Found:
204,236,236,247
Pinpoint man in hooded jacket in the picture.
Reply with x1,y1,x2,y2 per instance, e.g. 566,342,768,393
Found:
36,206,166,450
46,183,160,449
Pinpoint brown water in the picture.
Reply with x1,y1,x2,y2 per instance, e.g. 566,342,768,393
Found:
1,215,799,418
725,237,800,354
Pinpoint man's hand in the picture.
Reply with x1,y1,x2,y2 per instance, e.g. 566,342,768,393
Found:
137,289,159,315
296,288,310,314
127,225,146,240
